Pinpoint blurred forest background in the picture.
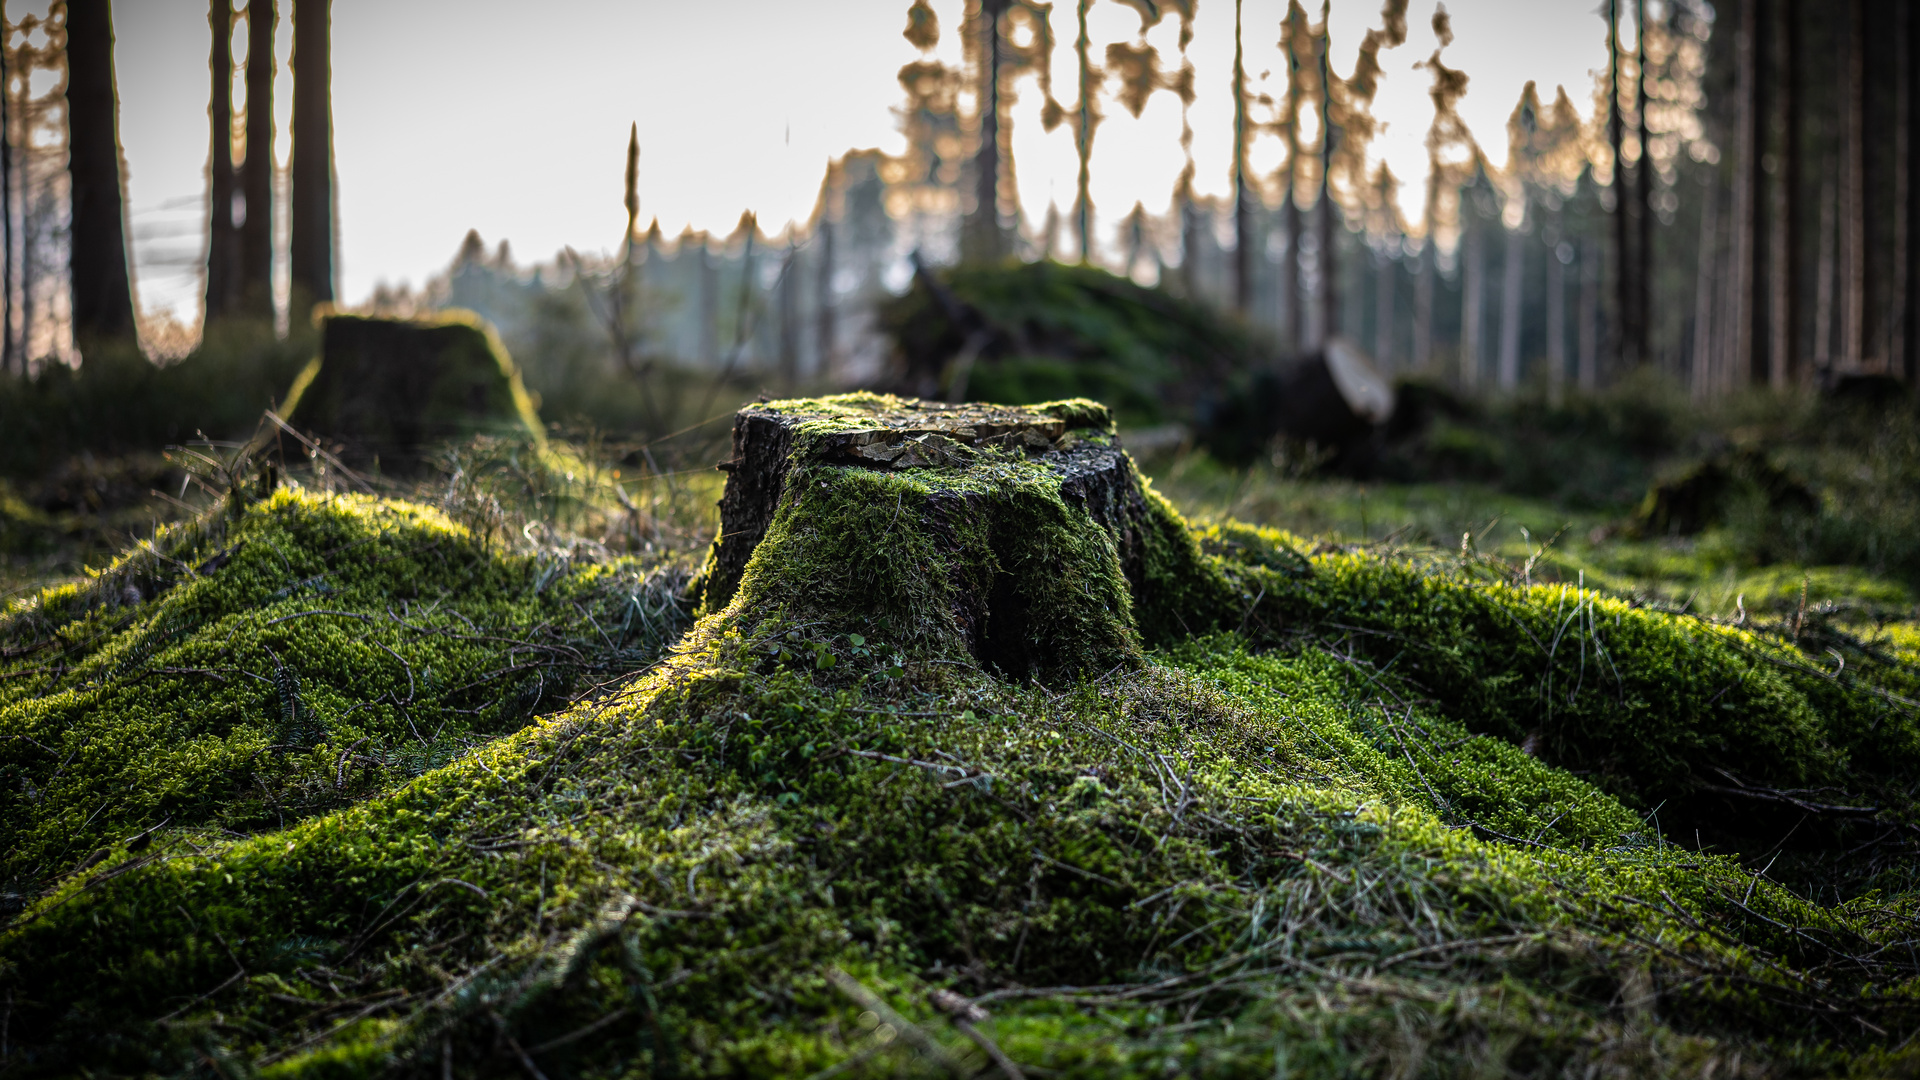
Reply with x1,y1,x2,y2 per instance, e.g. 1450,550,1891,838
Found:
2,0,1918,609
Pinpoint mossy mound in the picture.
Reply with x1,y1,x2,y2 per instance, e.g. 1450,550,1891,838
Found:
2,396,1918,1076
0,487,690,905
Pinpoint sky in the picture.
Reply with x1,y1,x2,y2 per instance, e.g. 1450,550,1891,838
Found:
97,0,1630,326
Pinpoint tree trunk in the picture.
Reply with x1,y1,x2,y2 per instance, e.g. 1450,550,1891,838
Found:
778,243,798,388
1909,0,1920,381
1279,190,1299,354
1608,0,1632,371
964,0,1007,264
1744,0,1770,386
1726,0,1759,394
1579,238,1599,390
1814,173,1836,370
1375,243,1394,371
240,0,276,316
0,0,12,375
1232,0,1251,314
1893,0,1911,381
1073,0,1094,262
1497,211,1524,389
1692,173,1720,398
1317,20,1338,346
1634,0,1653,372
1771,0,1800,387
1548,228,1567,402
288,0,333,310
1413,236,1432,371
1841,0,1865,370
1461,212,1483,388
817,211,836,379
66,0,138,345
205,0,237,325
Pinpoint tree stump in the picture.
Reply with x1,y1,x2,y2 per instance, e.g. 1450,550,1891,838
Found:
699,394,1213,681
281,313,540,472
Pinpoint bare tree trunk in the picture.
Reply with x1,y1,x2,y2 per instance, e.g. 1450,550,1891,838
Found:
778,241,798,388
240,0,276,316
1232,0,1251,314
1413,237,1432,371
1461,215,1483,388
1692,173,1720,398
1279,190,1299,354
1375,244,1394,370
1893,0,1911,381
1909,0,1920,381
1726,0,1759,394
288,0,332,311
1771,0,1800,387
1814,173,1836,371
1073,0,1094,263
1634,0,1653,371
14,59,29,362
698,235,718,367
66,0,139,345
1317,19,1338,345
1607,0,1633,371
1841,0,1865,370
1579,238,1599,390
1548,229,1567,403
817,211,836,380
205,0,236,326
964,0,1007,264
1497,214,1524,390
0,0,12,375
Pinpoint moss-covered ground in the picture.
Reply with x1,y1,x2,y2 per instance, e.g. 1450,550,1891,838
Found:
2,395,1918,1077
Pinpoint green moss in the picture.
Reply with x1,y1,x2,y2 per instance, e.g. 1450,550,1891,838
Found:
3,412,1919,1076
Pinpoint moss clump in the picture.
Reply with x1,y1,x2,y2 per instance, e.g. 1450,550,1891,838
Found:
2,401,1918,1076
0,486,690,899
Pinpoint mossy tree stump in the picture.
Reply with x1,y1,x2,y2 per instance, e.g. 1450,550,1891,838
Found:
699,394,1223,682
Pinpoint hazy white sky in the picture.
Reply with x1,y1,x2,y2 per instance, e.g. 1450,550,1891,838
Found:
99,0,1628,324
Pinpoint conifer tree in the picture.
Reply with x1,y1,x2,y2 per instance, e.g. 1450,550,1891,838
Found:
205,0,237,323
239,0,276,316
289,0,332,309
65,0,137,344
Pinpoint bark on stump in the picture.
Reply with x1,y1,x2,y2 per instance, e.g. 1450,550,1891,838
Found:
701,394,1199,682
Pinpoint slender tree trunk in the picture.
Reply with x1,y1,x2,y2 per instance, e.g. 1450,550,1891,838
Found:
965,0,1006,264
1634,0,1653,371
698,235,718,367
1179,187,1199,300
14,59,30,362
1607,0,1632,372
1725,0,1759,394
1461,214,1483,388
778,242,798,387
1074,0,1093,262
1892,0,1911,381
1770,0,1800,387
818,211,835,379
0,0,12,375
1317,19,1338,345
1279,189,1299,354
1579,238,1599,390
1497,212,1524,389
1375,243,1394,369
1814,173,1836,370
1413,237,1432,371
1841,0,1865,370
1548,229,1567,402
240,0,276,315
1745,0,1770,386
66,0,138,345
1232,0,1251,314
205,0,236,325
1909,0,1920,382
288,0,332,310
1692,173,1720,398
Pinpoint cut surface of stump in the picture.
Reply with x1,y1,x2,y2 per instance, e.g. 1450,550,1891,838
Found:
701,393,1215,682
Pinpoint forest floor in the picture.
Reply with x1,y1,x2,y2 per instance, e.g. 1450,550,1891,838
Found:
3,394,1920,1077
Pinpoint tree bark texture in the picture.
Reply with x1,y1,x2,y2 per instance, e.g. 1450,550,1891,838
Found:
1725,0,1759,394
65,0,138,344
205,0,237,324
240,0,276,315
964,0,1007,264
1770,0,1801,387
288,0,333,309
